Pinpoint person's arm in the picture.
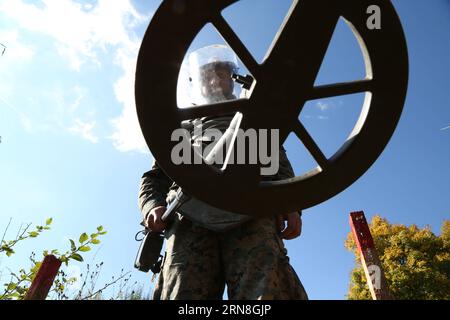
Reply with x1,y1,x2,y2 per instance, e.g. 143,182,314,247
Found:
138,160,173,228
275,147,303,240
275,146,296,180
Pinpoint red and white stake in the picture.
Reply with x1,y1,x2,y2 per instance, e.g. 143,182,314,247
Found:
349,211,392,300
24,255,62,300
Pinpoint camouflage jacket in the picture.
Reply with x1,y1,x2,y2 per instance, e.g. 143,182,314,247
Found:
138,114,298,231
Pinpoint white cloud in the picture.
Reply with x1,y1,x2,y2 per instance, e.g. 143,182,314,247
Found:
9,86,92,135
316,101,330,111
69,118,99,143
0,0,146,71
0,0,151,152
109,46,148,153
302,114,328,121
0,95,35,133
69,86,86,114
0,29,36,133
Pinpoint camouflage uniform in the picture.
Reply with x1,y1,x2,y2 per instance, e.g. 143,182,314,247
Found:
138,114,308,300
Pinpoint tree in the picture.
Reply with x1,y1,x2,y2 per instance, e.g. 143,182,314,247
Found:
345,215,450,300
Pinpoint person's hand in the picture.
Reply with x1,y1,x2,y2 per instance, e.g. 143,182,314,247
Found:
277,212,302,240
145,206,168,232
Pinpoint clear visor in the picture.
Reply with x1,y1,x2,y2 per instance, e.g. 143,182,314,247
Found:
178,45,241,106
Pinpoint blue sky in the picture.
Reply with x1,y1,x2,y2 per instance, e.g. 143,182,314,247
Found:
0,0,449,300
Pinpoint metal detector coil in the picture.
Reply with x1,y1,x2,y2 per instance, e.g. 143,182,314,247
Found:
135,0,408,217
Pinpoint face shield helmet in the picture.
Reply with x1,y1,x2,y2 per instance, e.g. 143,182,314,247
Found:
187,44,240,105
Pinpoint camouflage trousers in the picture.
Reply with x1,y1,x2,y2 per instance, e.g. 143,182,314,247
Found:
152,215,308,300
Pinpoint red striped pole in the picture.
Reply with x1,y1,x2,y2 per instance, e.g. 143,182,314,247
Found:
349,211,392,300
24,255,62,300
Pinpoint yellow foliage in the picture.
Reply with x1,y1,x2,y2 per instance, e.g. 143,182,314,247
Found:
346,215,450,300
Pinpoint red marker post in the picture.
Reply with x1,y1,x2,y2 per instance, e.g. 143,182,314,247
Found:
349,211,392,300
24,255,62,300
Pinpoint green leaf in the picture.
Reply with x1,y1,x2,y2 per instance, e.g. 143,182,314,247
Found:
67,277,77,284
30,263,42,275
8,292,21,299
70,253,83,262
7,283,17,291
46,218,53,226
58,256,69,267
91,239,101,245
34,261,42,270
79,246,91,252
90,233,98,239
29,231,39,238
97,226,104,232
69,239,76,251
99,231,107,235
79,233,88,244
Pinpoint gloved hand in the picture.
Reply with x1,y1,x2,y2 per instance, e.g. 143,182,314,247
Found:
277,212,302,240
145,206,168,232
